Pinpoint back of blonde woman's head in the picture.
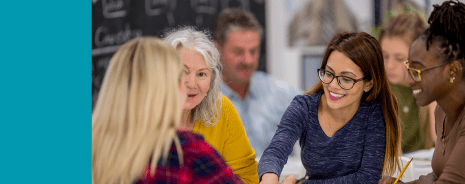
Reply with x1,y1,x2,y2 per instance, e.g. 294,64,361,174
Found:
92,37,183,184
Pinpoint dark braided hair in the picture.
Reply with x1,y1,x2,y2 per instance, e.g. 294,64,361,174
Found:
425,0,465,63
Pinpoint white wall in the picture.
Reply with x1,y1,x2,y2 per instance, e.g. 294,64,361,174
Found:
266,0,372,91
265,0,449,91
266,0,300,90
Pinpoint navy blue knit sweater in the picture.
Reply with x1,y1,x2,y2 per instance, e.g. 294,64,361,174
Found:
258,92,386,183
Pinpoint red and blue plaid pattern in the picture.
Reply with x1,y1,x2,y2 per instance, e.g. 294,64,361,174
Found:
135,131,244,184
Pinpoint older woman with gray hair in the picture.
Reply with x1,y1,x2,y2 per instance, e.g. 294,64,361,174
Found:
163,26,259,184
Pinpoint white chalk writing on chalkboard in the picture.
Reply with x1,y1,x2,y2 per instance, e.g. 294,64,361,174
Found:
93,23,143,56
92,0,266,109
145,0,177,26
92,45,122,57
191,0,217,15
191,0,218,27
103,0,127,18
145,0,176,16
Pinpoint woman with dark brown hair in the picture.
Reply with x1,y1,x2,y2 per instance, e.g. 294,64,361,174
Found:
258,32,401,184
379,13,436,153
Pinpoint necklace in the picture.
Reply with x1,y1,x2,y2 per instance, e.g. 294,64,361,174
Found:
329,122,333,136
441,116,446,155
319,110,333,136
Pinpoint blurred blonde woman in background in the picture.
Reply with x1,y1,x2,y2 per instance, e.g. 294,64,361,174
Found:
379,13,436,153
164,26,259,184
380,1,465,183
92,37,243,184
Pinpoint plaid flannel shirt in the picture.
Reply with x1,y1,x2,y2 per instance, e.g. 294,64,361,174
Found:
135,131,245,184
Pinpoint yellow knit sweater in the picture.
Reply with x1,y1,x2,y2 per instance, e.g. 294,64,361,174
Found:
193,95,259,184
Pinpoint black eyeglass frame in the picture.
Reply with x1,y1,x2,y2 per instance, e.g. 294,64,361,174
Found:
317,68,367,90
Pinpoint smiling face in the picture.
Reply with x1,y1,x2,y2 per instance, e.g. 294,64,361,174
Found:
380,36,410,86
407,39,449,106
219,30,261,86
179,47,212,110
322,50,373,111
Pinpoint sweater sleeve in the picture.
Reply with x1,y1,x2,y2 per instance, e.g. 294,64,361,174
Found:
221,95,259,184
303,103,386,184
258,95,307,180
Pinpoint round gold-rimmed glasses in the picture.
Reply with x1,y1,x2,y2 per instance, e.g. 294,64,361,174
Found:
403,61,448,82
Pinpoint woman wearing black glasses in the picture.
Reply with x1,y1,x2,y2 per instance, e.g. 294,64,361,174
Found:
380,1,465,183
258,31,401,184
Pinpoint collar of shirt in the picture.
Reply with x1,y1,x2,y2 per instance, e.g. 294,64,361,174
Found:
221,72,262,100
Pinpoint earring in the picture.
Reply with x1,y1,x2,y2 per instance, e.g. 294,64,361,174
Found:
450,77,455,83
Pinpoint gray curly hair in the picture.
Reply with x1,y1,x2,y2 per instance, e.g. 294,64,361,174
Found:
163,26,222,126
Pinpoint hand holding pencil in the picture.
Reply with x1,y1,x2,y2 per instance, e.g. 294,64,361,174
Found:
393,158,413,184
378,158,413,184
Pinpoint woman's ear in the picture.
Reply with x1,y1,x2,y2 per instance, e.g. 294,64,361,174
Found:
449,60,463,78
364,79,374,92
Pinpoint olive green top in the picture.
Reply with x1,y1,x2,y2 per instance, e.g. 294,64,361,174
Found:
390,84,426,153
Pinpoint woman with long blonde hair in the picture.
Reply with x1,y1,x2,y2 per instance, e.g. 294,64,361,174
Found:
92,37,243,184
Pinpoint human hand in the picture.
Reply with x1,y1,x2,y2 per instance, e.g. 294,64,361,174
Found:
259,173,279,184
282,175,303,184
378,176,404,184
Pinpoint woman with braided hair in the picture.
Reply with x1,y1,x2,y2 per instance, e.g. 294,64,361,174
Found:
379,1,465,183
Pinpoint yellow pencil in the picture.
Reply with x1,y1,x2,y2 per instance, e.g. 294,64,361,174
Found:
393,158,413,184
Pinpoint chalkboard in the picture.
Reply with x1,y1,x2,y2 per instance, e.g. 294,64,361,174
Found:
92,0,266,109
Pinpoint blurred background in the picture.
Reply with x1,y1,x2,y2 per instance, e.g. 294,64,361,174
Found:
92,0,449,108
